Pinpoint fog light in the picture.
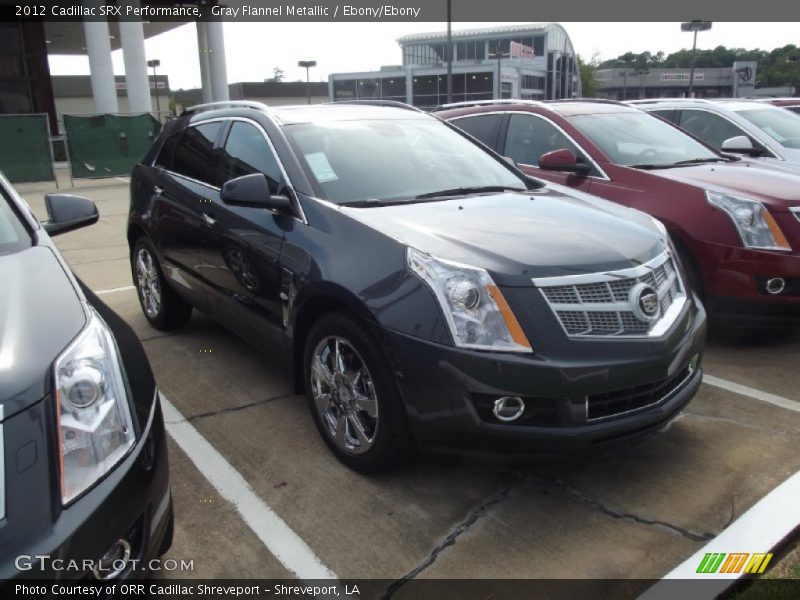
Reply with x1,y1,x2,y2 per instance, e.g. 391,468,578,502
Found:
493,396,525,422
766,278,786,295
93,539,131,580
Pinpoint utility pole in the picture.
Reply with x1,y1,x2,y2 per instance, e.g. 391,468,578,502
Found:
446,0,453,104
147,59,161,120
681,21,712,97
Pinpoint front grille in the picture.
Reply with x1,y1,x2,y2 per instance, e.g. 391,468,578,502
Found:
536,251,686,337
586,365,695,421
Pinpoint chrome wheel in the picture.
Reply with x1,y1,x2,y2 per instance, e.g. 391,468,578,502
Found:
135,248,161,319
310,336,379,454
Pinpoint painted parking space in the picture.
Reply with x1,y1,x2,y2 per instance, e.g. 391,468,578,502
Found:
18,180,800,587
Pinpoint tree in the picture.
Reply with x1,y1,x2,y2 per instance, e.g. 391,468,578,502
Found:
578,53,601,97
266,67,285,83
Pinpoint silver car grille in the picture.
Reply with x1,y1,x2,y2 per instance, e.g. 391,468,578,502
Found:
534,251,687,338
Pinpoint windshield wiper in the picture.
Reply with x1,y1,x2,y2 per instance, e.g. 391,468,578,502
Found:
415,185,526,200
629,157,730,170
669,157,729,166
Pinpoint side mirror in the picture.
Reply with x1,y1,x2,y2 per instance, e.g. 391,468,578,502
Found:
721,135,761,156
538,149,592,175
42,193,98,236
221,173,292,211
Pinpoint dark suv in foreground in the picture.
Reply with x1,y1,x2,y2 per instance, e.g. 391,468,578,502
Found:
0,172,172,581
439,100,800,325
128,101,705,472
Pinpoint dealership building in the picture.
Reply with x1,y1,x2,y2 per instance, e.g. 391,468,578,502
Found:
594,65,795,100
329,23,581,109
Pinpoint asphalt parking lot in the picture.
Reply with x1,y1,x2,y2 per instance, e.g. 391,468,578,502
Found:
17,177,800,593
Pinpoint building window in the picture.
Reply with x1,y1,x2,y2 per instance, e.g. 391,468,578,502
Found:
332,79,357,101
521,75,545,90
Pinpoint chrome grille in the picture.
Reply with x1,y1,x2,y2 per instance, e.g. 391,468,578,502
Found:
534,251,687,338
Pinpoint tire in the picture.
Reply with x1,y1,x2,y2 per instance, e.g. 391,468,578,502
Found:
131,236,192,331
303,310,410,473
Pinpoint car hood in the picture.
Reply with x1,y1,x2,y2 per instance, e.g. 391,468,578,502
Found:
0,246,86,420
341,188,666,285
649,163,800,210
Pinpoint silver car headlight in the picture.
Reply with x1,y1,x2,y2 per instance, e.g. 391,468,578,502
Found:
407,248,532,352
706,190,791,251
54,308,135,505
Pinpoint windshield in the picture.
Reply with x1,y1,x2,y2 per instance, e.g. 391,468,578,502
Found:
736,108,800,150
569,112,721,167
0,191,32,256
282,118,526,204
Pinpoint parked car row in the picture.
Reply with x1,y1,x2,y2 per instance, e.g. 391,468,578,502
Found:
438,98,800,325
2,94,798,582
0,172,172,582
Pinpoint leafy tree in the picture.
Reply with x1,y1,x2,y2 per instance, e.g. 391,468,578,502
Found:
578,53,601,97
266,67,285,83
598,45,800,92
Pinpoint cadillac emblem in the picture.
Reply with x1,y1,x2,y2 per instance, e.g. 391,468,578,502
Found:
630,282,660,322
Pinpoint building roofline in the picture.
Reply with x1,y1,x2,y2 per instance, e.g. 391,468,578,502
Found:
397,23,556,44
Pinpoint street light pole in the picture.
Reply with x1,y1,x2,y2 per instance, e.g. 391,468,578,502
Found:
298,60,317,104
146,59,161,120
488,49,510,100
681,21,712,97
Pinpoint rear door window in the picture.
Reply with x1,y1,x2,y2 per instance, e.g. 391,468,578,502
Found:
451,114,504,150
154,130,181,170
170,122,223,186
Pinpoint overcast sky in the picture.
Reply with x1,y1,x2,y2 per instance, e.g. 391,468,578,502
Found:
48,21,800,90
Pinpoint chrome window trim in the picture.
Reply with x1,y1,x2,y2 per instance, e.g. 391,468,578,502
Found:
533,250,688,339
152,116,308,225
449,112,611,181
790,207,800,222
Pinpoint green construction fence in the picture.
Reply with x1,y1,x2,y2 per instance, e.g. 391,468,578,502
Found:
0,114,55,183
63,113,162,178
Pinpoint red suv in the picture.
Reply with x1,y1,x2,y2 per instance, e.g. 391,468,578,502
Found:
437,100,800,325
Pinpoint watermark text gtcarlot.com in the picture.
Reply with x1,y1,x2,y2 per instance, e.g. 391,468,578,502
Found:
14,554,194,574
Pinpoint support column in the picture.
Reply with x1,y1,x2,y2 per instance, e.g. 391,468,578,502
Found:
206,19,229,102
119,1,152,114
196,21,212,103
82,2,119,113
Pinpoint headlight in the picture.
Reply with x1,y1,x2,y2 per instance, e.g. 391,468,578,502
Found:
407,248,532,352
706,190,790,251
650,216,669,240
54,309,135,505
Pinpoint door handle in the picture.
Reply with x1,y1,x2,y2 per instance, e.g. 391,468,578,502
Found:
201,213,216,227
153,185,163,196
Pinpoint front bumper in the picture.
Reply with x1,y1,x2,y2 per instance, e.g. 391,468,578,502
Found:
385,300,706,457
697,237,800,323
2,393,172,582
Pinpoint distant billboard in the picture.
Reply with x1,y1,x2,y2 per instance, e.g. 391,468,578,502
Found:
660,73,705,81
510,41,534,59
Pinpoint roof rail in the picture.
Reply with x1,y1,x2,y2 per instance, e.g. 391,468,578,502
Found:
183,100,272,115
547,98,626,106
626,98,714,105
332,100,425,113
435,99,547,111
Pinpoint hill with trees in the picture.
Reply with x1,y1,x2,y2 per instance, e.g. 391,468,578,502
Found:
595,45,800,88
